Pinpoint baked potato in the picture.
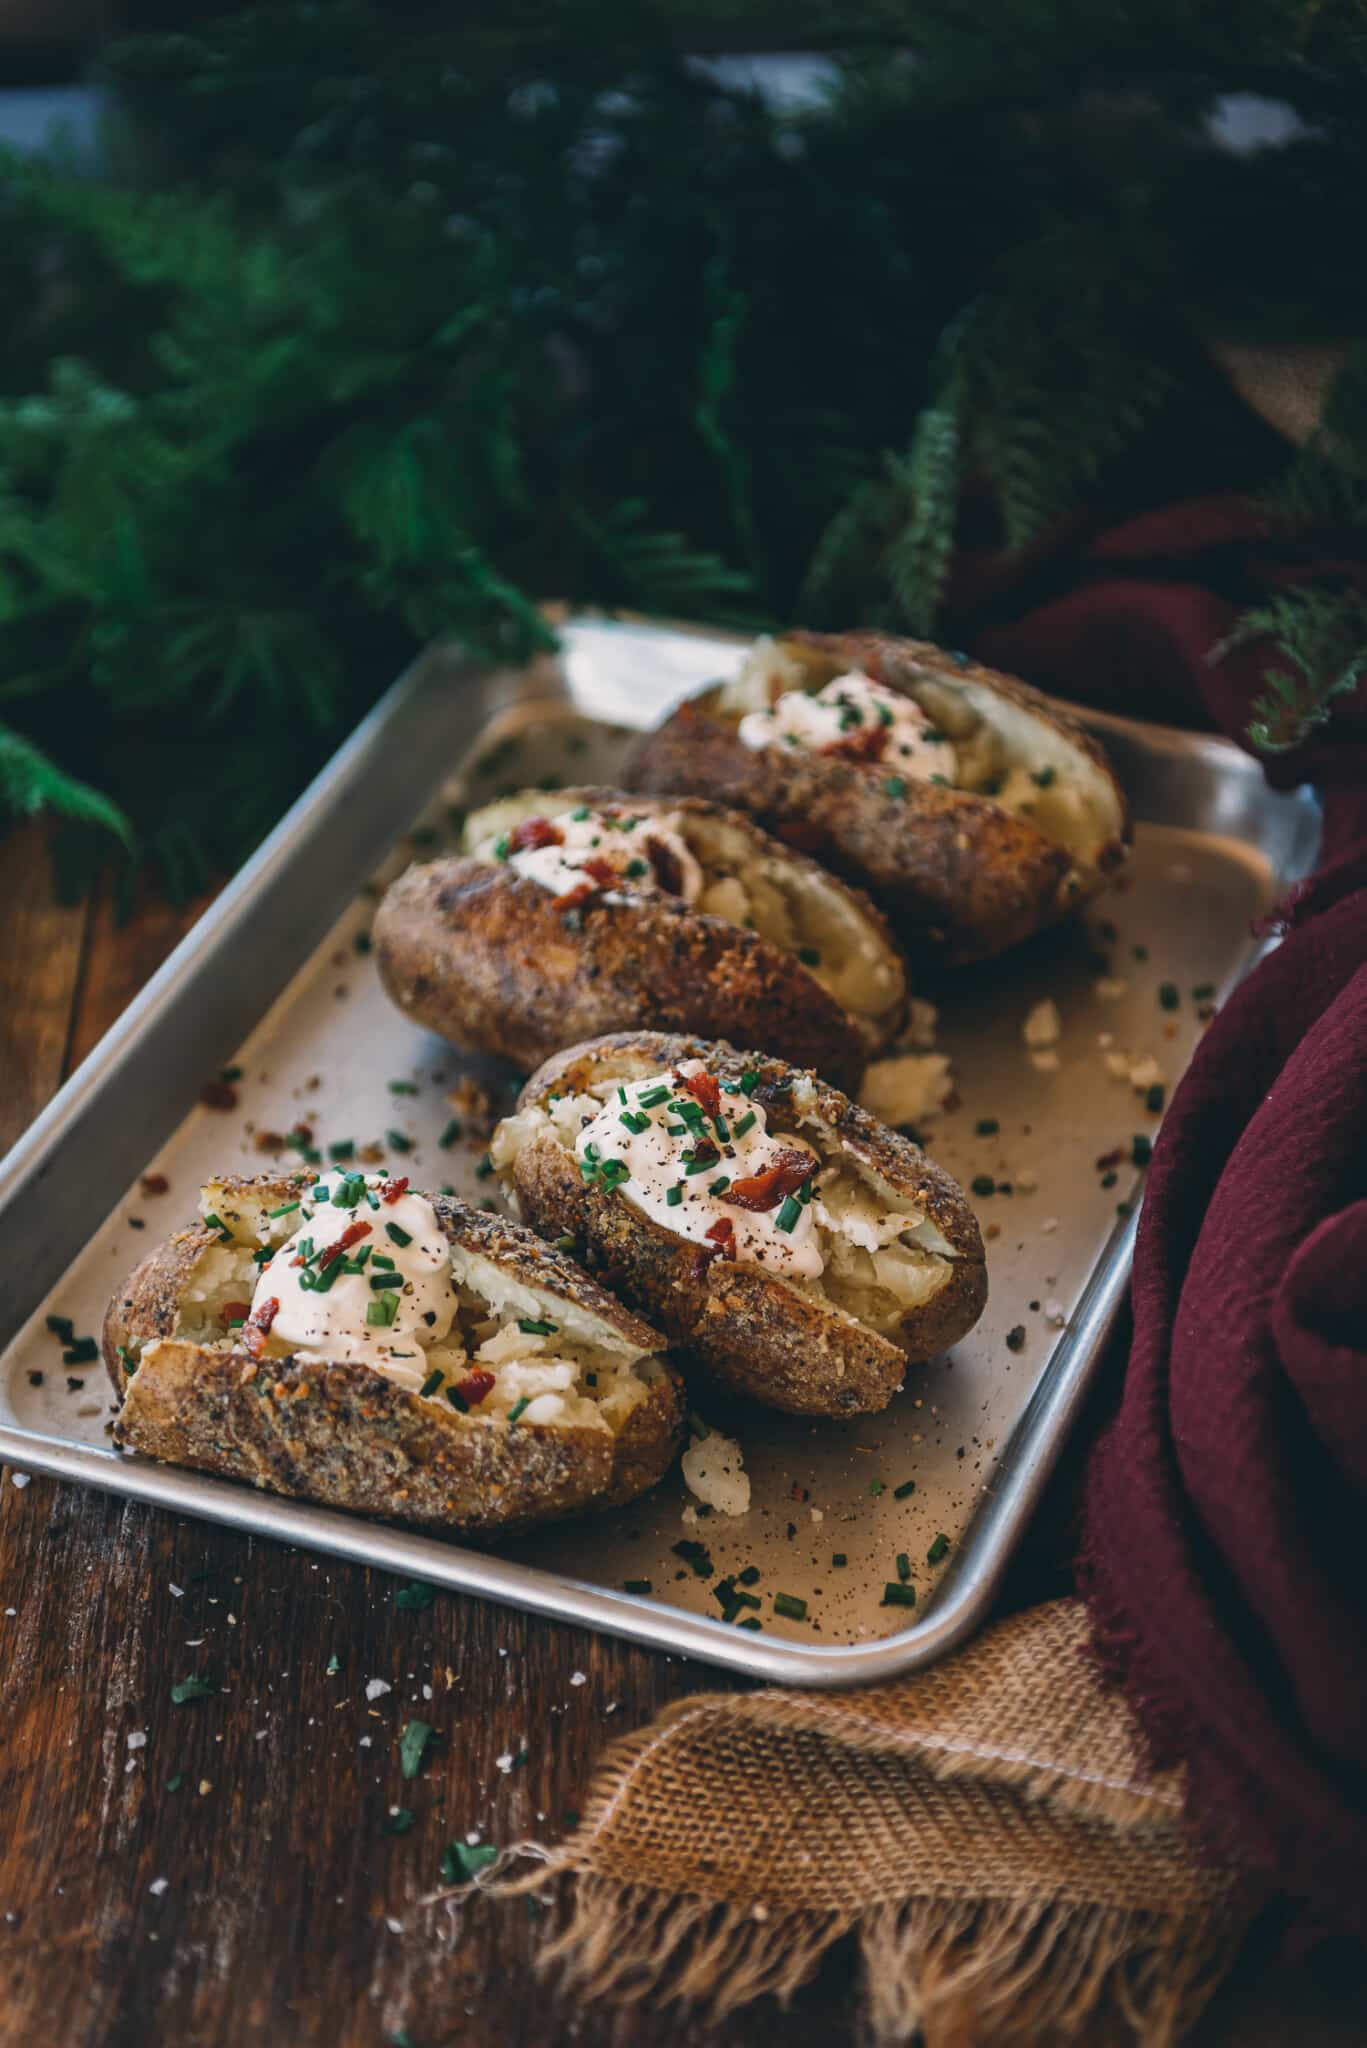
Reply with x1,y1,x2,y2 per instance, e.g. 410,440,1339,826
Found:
373,788,907,1095
102,1169,683,1535
628,631,1129,962
492,1031,986,1418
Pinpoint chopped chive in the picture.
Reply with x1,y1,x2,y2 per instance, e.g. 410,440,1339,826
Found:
882,775,907,799
325,1653,341,1675
517,1317,557,1335
353,930,372,955
506,1396,531,1425
394,1581,435,1612
870,1478,885,1497
1145,1084,1165,1113
1158,983,1180,1011
61,1337,99,1365
385,1222,413,1248
971,1174,995,1197
1133,943,1149,961
893,1479,916,1499
896,1552,912,1582
708,1176,731,1196
310,1258,343,1294
738,1565,761,1586
881,1582,917,1608
1031,765,1057,788
772,1592,807,1621
419,1369,443,1398
399,1720,434,1779
493,834,511,860
739,1072,758,1095
666,1183,684,1207
553,1234,576,1251
202,1212,233,1241
370,1269,403,1289
1131,1135,1152,1166
570,804,591,821
1117,1201,1134,1217
384,1809,416,1836
389,1080,419,1096
386,1129,413,1153
774,1194,802,1232
438,1119,462,1148
170,1675,217,1704
1006,1324,1027,1352
1192,982,1216,1001
737,1617,763,1631
267,1200,301,1218
445,1385,468,1413
441,1839,497,1883
372,1252,396,1268
327,1140,355,1162
797,947,821,967
713,1113,730,1142
927,1533,950,1565
624,857,648,878
638,1085,670,1108
366,1294,399,1326
623,1579,653,1595
732,1110,757,1138
619,1110,650,1134
974,1118,999,1136
475,1155,495,1180
45,1314,75,1343
832,1552,848,1568
1101,1170,1118,1188
165,1775,185,1792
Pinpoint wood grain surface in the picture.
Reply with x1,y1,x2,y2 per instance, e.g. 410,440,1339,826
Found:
0,818,1360,2047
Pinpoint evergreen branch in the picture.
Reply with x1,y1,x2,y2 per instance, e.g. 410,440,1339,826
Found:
1212,585,1367,753
0,722,133,846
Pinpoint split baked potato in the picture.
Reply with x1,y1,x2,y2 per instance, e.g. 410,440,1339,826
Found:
373,788,906,1095
628,632,1129,962
103,1170,683,1534
492,1031,987,1418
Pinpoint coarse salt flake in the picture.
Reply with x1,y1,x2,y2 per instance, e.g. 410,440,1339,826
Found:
365,1678,392,1701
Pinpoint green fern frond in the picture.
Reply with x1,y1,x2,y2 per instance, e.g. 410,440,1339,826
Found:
0,722,133,845
1212,584,1367,753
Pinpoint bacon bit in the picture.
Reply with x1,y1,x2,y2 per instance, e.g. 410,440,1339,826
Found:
243,1295,279,1359
318,1219,372,1268
254,1130,288,1155
219,1301,253,1326
379,1177,409,1205
675,1069,722,1119
507,815,564,853
822,723,888,764
199,1079,239,1111
455,1369,496,1407
725,1147,818,1212
140,1173,170,1198
580,855,619,888
644,834,685,894
688,1218,736,1280
552,877,601,914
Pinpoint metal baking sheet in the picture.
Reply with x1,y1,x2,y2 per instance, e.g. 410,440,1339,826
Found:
0,618,1321,1685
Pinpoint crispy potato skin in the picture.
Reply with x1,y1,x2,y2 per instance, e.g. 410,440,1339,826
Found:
102,1189,683,1535
507,1032,987,1418
374,840,877,1094
628,632,1129,963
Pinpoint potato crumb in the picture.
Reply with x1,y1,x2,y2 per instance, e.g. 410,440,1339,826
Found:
681,1428,751,1516
1023,999,1061,1047
1029,1050,1060,1073
1093,978,1129,1001
859,1052,953,1129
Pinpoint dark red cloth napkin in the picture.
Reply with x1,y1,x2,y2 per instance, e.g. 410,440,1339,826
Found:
959,496,1367,1940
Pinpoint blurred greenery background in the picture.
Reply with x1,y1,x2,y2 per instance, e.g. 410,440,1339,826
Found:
0,1,1363,900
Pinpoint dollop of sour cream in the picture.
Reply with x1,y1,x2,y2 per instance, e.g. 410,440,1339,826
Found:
573,1060,824,1281
738,672,956,786
249,1171,457,1368
472,804,703,904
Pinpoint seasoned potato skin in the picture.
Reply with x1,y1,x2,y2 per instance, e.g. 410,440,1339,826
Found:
505,1032,987,1418
628,631,1129,962
373,792,903,1094
102,1188,683,1535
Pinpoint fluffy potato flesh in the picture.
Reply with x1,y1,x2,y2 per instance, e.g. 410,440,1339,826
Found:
158,1175,664,1436
461,788,905,1044
716,635,1123,875
493,1061,965,1343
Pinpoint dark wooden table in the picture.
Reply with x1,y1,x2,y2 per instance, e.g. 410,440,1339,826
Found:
1,819,1359,2047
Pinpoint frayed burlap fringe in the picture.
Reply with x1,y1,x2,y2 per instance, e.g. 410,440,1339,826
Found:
478,1602,1261,2046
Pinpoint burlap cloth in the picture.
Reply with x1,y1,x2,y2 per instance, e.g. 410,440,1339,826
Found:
489,1600,1258,2045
